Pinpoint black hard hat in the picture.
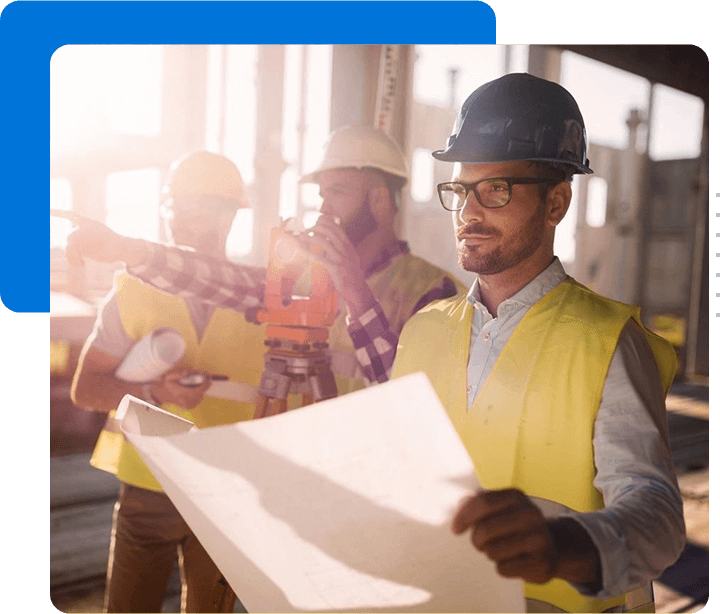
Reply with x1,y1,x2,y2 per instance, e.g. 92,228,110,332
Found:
432,73,593,175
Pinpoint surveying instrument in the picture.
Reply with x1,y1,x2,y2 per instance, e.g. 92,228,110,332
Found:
247,223,339,419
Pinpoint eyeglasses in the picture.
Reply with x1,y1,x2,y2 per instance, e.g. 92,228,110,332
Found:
436,177,557,211
161,196,239,220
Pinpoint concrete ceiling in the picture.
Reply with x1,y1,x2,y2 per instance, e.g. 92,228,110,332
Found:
551,45,708,103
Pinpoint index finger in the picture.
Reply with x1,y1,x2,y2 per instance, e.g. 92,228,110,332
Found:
311,214,349,239
50,209,94,225
308,219,355,257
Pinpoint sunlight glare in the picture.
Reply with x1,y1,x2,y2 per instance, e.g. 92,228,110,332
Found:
562,52,650,151
586,177,608,228
413,45,503,108
51,45,163,156
105,169,161,241
410,149,435,204
649,84,704,160
50,179,73,248
226,208,254,261
555,180,580,265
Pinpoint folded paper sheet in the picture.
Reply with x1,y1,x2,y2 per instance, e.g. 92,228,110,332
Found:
119,372,524,613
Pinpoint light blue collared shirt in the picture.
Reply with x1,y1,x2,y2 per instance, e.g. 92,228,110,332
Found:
466,258,570,407
465,258,685,600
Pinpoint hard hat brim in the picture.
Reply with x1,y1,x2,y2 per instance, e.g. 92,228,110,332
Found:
298,165,408,185
431,148,594,175
300,125,409,187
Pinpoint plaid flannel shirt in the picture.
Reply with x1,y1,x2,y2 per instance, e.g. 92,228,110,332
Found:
129,241,457,384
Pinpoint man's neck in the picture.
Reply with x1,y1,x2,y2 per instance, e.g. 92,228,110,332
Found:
356,227,399,277
476,254,555,318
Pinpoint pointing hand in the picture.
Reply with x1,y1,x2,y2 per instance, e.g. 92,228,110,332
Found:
52,210,148,267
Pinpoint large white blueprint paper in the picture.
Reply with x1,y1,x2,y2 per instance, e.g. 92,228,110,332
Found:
119,372,524,613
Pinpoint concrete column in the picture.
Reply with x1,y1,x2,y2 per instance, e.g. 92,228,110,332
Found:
329,45,411,149
526,45,562,82
330,45,372,129
685,101,709,376
251,45,286,267
615,108,646,303
632,85,655,309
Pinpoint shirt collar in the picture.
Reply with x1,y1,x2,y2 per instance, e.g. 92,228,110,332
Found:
466,257,569,315
365,240,410,278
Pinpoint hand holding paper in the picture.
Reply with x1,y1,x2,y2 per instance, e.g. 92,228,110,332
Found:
119,372,524,612
151,366,213,409
452,487,559,585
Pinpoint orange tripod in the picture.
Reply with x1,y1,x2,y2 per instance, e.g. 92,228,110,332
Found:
248,224,339,419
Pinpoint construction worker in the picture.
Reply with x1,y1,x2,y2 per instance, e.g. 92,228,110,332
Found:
71,151,265,613
66,125,465,395
391,73,685,612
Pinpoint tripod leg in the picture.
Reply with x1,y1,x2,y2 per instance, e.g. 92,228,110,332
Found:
265,397,288,417
254,393,270,420
309,365,338,402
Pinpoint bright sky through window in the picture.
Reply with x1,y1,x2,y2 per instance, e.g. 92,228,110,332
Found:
50,45,705,269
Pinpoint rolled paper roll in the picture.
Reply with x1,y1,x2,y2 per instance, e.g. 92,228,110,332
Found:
115,328,186,383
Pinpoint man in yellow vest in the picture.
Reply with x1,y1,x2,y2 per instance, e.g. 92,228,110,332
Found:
392,74,685,612
66,126,464,396
65,129,464,608
71,151,267,613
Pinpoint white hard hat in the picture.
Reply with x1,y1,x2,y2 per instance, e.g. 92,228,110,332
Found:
300,125,408,186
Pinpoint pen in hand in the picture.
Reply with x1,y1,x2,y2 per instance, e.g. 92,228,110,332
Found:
178,373,229,387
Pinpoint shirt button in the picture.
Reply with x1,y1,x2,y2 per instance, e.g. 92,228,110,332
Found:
483,332,491,341
466,385,472,394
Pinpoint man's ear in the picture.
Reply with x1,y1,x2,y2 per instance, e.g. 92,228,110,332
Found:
368,183,395,225
546,182,572,227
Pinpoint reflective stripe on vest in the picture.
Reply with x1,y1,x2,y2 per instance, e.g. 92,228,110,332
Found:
393,278,676,612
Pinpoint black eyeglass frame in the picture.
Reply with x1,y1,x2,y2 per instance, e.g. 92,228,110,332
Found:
436,176,559,211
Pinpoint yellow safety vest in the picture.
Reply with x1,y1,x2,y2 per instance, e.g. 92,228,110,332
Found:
304,251,466,399
90,274,268,491
94,256,461,489
393,278,676,613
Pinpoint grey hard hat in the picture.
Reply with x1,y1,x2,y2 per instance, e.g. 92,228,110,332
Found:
433,73,593,174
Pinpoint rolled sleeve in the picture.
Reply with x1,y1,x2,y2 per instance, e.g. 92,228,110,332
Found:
128,243,266,312
347,302,398,384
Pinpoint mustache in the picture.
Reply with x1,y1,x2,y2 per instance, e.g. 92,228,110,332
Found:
456,222,500,238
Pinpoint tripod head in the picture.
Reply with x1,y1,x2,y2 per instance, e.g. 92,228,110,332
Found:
251,222,340,417
247,221,338,345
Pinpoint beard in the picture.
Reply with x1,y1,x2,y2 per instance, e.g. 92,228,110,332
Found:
343,197,378,246
457,200,547,275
